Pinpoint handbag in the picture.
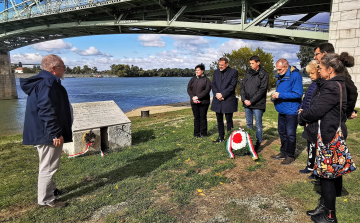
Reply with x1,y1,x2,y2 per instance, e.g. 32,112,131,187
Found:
313,82,357,178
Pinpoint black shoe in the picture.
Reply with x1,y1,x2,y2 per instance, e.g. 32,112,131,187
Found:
201,134,208,138
270,153,286,160
311,208,337,223
280,156,295,165
309,174,317,180
194,135,201,139
54,188,67,196
299,167,312,174
306,197,325,216
213,137,224,143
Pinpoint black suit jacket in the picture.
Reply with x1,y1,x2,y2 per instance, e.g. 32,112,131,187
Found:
210,67,239,113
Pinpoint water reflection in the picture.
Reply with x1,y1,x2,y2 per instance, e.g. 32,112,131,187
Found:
0,77,192,136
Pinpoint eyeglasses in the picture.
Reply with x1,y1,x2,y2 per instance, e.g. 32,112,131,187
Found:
56,65,66,69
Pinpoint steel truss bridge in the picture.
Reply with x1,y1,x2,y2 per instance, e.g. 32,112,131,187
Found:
0,0,331,52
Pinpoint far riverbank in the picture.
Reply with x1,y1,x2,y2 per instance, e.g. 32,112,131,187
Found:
15,73,118,78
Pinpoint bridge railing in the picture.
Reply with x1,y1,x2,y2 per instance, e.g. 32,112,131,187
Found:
0,0,118,22
177,15,329,33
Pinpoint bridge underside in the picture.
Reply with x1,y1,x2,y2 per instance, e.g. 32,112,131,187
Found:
0,0,331,52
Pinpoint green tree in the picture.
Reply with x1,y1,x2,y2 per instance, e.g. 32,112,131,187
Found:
297,45,314,70
210,46,275,95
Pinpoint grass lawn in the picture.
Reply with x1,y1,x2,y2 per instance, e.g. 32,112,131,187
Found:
1,102,359,222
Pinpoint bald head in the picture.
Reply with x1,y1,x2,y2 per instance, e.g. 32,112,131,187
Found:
42,54,64,72
276,58,289,75
42,54,65,79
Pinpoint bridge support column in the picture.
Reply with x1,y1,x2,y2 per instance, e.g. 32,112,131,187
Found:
329,0,360,107
0,51,18,99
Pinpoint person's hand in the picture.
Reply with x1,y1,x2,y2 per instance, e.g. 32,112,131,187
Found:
271,92,280,100
306,123,308,127
53,136,64,147
349,111,358,119
216,93,223,100
192,96,198,101
298,109,303,114
244,100,251,106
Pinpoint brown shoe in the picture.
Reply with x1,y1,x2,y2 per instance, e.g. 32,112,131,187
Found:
40,200,68,208
280,157,295,165
270,153,286,160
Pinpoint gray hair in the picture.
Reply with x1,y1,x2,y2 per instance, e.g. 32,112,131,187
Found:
219,57,229,64
276,58,289,68
321,52,354,75
41,54,63,72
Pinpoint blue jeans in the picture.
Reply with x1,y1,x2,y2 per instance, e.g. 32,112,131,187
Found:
245,108,263,143
278,114,298,158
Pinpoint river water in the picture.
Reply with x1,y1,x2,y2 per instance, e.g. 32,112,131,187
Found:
0,77,192,136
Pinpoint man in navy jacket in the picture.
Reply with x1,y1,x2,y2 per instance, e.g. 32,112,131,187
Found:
211,57,239,142
270,59,303,165
20,54,72,208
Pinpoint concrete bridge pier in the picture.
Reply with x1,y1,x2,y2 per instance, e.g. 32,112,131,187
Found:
0,51,18,99
329,0,360,107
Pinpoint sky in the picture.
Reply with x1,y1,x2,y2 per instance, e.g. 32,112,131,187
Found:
9,13,330,71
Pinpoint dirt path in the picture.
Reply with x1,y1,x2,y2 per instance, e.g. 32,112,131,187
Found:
154,139,313,223
126,102,191,117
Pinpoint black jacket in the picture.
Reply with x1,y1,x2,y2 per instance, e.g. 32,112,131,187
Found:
20,70,73,145
240,66,269,111
187,75,211,105
210,66,239,113
298,76,347,144
344,69,358,118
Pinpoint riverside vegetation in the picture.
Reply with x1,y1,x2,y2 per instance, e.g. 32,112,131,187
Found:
1,102,359,222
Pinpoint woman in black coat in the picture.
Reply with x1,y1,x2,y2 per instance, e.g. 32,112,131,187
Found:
187,63,211,138
299,52,355,223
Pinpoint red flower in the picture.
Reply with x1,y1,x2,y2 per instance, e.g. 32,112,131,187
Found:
232,133,243,143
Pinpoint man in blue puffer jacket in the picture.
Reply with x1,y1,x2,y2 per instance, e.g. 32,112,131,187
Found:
270,59,303,165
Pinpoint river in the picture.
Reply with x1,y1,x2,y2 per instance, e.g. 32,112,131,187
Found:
0,77,192,136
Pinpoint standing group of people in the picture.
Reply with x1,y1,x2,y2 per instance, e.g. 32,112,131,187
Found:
21,42,357,223
298,43,358,223
188,42,357,223
187,57,239,143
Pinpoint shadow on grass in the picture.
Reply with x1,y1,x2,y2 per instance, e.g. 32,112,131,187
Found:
260,127,279,153
60,148,183,201
132,129,155,145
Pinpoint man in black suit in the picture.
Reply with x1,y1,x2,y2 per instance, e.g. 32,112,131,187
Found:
211,57,239,142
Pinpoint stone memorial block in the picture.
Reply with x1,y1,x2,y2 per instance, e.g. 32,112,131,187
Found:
63,100,131,157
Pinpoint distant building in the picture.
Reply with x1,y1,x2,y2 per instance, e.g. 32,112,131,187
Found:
15,67,23,74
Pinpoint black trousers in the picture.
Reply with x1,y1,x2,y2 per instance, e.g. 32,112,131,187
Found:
216,112,234,139
320,176,343,210
191,103,209,136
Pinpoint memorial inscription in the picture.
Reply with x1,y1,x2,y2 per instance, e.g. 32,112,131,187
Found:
63,100,132,157
72,101,131,131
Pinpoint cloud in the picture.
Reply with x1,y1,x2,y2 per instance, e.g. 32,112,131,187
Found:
56,37,301,71
11,53,43,64
168,35,211,53
138,34,166,47
70,46,112,57
31,39,73,53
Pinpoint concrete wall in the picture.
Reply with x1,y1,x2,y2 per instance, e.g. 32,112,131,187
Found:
0,51,17,99
329,0,360,107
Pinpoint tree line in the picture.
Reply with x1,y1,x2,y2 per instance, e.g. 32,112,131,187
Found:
13,46,313,80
